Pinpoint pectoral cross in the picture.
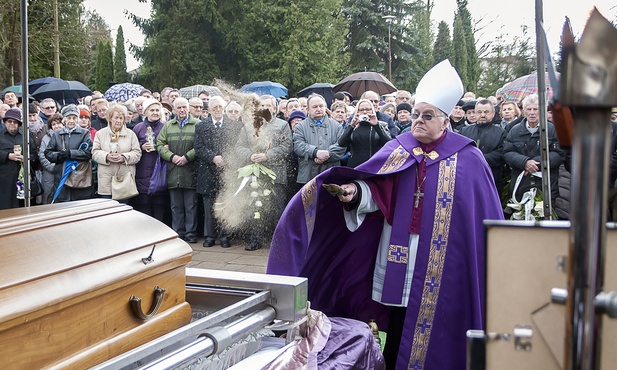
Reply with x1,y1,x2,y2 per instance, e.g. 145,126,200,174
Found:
414,188,424,208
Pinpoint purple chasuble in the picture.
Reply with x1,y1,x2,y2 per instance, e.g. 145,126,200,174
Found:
267,131,504,370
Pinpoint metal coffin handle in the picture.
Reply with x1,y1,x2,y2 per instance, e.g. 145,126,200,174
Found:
130,285,166,320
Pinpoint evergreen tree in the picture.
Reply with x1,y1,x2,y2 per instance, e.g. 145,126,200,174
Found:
433,21,453,66
113,26,130,83
96,41,114,92
401,1,434,91
452,16,469,91
342,0,422,88
454,0,478,93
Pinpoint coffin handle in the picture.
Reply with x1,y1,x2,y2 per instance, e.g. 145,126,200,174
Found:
129,285,166,320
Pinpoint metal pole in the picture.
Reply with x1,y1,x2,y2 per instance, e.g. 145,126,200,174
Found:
567,108,609,370
535,0,552,219
53,0,60,78
388,23,392,82
20,0,30,207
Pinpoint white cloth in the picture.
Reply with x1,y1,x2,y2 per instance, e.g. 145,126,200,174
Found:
343,180,419,307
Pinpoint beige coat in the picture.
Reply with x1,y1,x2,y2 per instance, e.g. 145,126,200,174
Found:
92,125,142,196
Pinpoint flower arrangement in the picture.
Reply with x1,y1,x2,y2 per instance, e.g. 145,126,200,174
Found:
237,163,276,219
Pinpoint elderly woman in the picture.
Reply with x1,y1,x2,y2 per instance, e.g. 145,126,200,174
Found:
330,101,348,126
92,104,141,200
501,101,523,131
38,113,64,204
132,98,168,220
338,98,391,168
225,101,243,122
379,102,396,121
0,109,36,209
44,105,93,202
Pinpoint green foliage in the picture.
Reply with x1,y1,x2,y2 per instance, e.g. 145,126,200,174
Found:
114,26,130,83
401,1,434,91
0,1,111,88
452,16,468,91
477,26,536,97
433,21,453,66
95,41,114,92
341,0,423,88
454,0,478,92
130,0,348,95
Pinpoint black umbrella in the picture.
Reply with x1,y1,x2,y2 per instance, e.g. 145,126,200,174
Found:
333,72,396,99
297,83,335,107
32,80,92,104
28,77,63,93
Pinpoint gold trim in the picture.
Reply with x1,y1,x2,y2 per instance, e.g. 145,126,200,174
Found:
412,146,439,160
378,145,410,174
408,153,458,368
387,244,409,264
301,179,318,244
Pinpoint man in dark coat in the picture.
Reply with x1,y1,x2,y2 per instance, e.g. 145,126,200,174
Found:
195,96,242,248
460,99,506,193
503,93,564,203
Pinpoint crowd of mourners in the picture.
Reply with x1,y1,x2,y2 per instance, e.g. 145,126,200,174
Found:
2,86,617,249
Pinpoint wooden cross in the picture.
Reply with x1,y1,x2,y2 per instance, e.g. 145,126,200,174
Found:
414,188,424,208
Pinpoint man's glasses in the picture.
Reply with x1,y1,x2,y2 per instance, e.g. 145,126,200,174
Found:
42,106,56,110
190,105,203,109
369,100,380,104
227,110,240,114
397,97,410,101
411,113,444,121
357,108,372,113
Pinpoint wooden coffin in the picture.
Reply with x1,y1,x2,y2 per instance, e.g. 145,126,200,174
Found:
0,199,193,369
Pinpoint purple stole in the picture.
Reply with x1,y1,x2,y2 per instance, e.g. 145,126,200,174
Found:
380,166,416,304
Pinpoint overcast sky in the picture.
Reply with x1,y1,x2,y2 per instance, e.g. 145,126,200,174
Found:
84,0,616,71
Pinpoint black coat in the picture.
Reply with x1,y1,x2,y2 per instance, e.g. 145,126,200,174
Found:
338,120,391,168
503,119,564,200
460,122,506,191
0,127,36,210
194,117,242,196
91,116,108,131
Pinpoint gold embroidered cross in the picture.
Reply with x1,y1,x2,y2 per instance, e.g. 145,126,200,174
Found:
412,147,439,160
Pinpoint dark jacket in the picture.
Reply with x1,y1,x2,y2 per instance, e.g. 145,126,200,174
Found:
91,116,108,131
0,127,36,209
503,119,564,200
133,118,165,194
195,117,242,196
44,126,93,202
338,120,391,168
156,116,199,189
460,121,506,191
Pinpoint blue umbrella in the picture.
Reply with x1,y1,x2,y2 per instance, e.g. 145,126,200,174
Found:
104,82,146,102
297,83,335,106
29,77,63,93
32,80,92,105
51,142,89,203
240,81,288,98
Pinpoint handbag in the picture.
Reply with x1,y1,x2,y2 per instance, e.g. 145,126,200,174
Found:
147,155,167,195
63,139,93,188
111,161,138,200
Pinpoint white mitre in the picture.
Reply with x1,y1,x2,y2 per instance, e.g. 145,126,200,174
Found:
414,59,464,114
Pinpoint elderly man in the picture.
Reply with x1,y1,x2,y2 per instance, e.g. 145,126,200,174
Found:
188,97,205,120
236,95,292,251
359,90,398,137
156,97,200,243
395,90,412,106
268,60,504,370
195,96,243,249
293,94,345,190
460,99,506,192
504,93,564,204
38,98,58,125
168,89,181,105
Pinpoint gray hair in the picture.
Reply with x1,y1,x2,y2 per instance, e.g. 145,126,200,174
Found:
521,94,539,109
173,97,189,108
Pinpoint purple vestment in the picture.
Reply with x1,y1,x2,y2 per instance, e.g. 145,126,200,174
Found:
267,131,504,369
